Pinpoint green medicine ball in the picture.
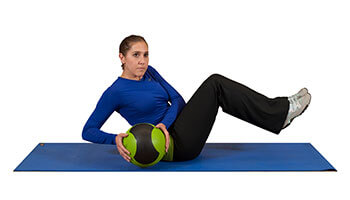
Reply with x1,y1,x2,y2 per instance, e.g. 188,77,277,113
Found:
122,123,166,168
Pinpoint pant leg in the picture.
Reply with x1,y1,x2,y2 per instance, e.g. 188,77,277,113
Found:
168,74,289,161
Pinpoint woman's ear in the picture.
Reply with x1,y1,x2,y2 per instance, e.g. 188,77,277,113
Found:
119,53,125,64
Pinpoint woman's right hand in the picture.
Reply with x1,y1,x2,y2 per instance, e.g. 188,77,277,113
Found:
115,133,131,162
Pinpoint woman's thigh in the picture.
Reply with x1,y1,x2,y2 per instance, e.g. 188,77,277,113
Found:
169,74,220,161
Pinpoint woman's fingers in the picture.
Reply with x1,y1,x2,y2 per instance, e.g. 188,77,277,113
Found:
117,144,130,160
118,146,131,162
156,123,170,153
119,141,131,155
120,151,130,162
164,131,169,153
118,133,131,155
117,133,131,162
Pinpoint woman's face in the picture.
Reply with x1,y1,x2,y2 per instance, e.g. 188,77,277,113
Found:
119,41,149,79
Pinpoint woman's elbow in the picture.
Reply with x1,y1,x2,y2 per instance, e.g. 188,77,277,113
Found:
82,127,92,142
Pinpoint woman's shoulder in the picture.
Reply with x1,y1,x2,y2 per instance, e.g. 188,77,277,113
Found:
109,80,124,92
148,65,160,73
146,65,162,80
147,65,155,70
103,78,124,96
101,85,119,98
147,65,161,75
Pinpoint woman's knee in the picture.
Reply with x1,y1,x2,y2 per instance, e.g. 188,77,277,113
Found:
203,74,227,87
205,73,223,82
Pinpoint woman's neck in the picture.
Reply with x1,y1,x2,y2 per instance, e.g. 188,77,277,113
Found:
120,72,143,81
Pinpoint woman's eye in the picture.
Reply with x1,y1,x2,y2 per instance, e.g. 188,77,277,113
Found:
133,53,148,57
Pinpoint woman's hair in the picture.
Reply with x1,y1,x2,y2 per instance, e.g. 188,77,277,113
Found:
119,35,148,70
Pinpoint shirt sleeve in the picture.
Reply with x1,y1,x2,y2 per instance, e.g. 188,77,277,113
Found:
148,65,186,128
82,87,120,144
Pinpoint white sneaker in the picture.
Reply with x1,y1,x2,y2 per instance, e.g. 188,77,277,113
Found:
288,88,308,102
282,92,311,129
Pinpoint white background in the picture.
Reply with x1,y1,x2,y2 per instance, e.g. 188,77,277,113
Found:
1,0,349,199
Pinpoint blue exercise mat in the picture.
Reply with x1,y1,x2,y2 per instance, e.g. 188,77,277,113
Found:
14,143,336,172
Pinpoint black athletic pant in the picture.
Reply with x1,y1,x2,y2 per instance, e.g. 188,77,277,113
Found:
167,74,289,161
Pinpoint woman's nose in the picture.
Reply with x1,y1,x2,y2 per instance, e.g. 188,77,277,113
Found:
139,56,147,64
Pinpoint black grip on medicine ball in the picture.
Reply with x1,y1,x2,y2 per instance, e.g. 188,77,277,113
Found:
130,124,159,164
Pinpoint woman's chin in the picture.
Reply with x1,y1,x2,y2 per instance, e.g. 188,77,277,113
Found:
137,72,145,77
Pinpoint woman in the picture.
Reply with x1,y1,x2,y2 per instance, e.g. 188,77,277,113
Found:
82,35,311,162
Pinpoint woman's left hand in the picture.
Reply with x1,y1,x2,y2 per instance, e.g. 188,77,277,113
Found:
155,123,169,153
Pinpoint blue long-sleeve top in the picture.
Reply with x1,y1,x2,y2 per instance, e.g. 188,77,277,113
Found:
82,65,186,144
